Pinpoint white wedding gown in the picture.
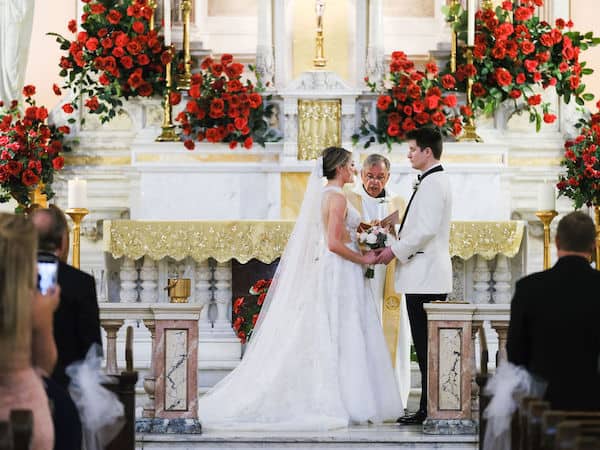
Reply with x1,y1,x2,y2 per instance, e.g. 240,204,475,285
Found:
198,174,403,430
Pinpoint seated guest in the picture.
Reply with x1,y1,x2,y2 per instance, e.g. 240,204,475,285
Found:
507,211,600,410
0,213,60,450
31,206,103,387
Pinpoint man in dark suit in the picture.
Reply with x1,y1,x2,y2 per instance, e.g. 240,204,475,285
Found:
32,206,103,450
507,211,600,410
32,206,103,386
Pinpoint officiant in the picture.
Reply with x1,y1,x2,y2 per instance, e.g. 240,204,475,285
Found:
344,153,411,408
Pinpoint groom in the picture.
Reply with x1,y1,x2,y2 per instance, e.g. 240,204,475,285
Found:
376,126,453,425
344,153,411,408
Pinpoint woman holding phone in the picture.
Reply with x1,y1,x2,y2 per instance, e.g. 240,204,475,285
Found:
0,213,60,449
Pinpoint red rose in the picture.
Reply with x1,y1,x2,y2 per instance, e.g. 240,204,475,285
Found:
415,112,430,125
137,83,153,97
234,117,248,130
543,113,557,124
539,33,554,47
509,89,522,99
402,105,412,116
425,62,438,75
85,38,99,52
229,141,238,150
169,92,181,105
472,82,487,97
221,53,233,65
387,123,400,137
376,95,392,111
21,169,39,187
257,292,267,305
115,33,129,47
412,101,424,114
233,316,244,331
520,40,535,55
6,161,23,176
127,69,144,89
137,54,150,66
562,46,575,60
62,103,74,114
570,75,580,89
211,63,224,77
460,105,473,117
89,3,106,14
36,106,48,120
22,85,36,97
252,314,259,326
52,156,65,170
237,331,246,344
243,137,253,149
183,139,195,150
401,118,416,132
495,68,512,87
189,84,201,99
101,37,113,49
248,93,262,109
132,21,145,34
425,95,440,110
501,1,512,10
126,40,142,55
514,6,533,21
555,18,566,29
524,59,538,73
112,46,125,58
160,50,172,65
120,55,134,69
68,19,77,33
441,74,456,90
387,112,401,124
225,63,244,79
527,94,541,106
443,95,457,107
491,45,506,60
99,73,110,85
85,96,99,111
58,126,70,134
431,111,446,127
227,79,243,92
107,9,122,24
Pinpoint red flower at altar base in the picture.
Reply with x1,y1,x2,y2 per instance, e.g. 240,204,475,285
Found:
558,102,600,208
444,0,600,131
176,54,269,150
231,278,272,344
50,0,171,124
0,85,72,211
353,52,463,150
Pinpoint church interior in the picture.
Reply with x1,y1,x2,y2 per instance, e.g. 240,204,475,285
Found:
1,0,600,448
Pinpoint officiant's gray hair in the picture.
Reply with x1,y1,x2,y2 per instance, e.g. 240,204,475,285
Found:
363,154,390,171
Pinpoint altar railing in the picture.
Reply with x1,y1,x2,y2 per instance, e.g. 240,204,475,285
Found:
101,219,526,394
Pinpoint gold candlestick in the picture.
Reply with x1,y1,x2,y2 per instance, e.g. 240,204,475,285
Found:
156,46,180,142
177,0,192,90
594,206,600,270
148,0,157,31
458,46,483,143
66,208,89,269
449,0,460,73
313,0,327,68
535,210,558,270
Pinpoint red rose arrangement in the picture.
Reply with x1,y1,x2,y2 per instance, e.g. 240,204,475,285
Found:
232,278,272,343
445,0,599,130
0,85,71,210
174,54,267,150
50,0,170,124
353,52,463,150
557,102,600,208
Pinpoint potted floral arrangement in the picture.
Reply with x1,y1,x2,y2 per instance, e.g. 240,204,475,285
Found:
0,85,71,211
49,0,171,124
353,51,464,150
232,278,272,343
174,54,270,150
557,103,600,208
445,0,600,130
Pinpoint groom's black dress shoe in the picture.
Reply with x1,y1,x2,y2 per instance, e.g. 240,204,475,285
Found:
396,410,427,425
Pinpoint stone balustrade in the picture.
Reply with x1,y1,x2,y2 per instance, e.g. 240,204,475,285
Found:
423,303,510,435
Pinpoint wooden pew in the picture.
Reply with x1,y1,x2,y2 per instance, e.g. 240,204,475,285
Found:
541,411,600,450
522,399,550,450
104,326,138,450
574,436,600,450
555,421,600,450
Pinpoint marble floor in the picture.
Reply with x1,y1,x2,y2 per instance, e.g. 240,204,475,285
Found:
136,423,478,449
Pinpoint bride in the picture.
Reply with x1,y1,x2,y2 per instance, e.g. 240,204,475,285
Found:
199,147,403,430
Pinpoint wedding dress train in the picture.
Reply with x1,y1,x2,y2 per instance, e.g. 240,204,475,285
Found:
198,163,403,430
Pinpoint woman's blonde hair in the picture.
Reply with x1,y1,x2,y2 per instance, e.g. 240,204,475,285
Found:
0,213,37,336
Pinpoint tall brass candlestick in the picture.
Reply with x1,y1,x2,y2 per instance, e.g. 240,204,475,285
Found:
458,46,483,142
535,210,558,270
177,0,192,90
449,0,460,73
156,46,179,142
313,0,327,68
148,0,157,31
66,208,89,269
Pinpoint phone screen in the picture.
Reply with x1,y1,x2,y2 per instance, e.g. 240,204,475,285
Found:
38,254,58,295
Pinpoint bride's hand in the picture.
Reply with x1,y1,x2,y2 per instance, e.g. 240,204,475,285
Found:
362,250,378,265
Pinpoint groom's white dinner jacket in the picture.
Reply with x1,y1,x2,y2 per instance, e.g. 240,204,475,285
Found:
390,166,453,294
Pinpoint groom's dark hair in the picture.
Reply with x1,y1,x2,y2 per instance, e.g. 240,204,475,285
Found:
406,127,443,159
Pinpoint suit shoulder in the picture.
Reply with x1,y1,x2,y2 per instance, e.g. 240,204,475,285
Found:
59,262,95,285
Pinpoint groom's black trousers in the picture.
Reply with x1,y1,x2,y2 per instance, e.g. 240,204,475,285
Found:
405,293,448,414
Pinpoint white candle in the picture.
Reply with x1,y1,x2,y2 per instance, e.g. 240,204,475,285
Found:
68,178,88,209
164,0,171,46
537,183,556,211
369,0,383,49
467,0,475,47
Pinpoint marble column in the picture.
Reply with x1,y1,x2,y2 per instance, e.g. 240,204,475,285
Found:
142,319,156,418
195,260,212,335
256,0,275,88
213,261,235,338
101,319,124,375
365,0,385,87
490,320,509,365
423,303,477,435
492,254,512,304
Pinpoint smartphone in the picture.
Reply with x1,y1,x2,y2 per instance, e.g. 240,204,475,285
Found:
37,253,58,295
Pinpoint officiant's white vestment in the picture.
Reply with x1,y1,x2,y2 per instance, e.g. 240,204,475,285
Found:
345,183,411,408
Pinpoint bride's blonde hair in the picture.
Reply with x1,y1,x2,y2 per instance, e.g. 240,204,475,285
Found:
0,213,37,337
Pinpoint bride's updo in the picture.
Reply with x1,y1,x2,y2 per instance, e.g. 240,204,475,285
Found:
322,147,351,180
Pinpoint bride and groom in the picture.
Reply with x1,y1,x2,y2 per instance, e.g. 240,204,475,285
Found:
199,126,453,430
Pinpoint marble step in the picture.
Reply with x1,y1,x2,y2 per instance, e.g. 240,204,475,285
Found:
136,424,478,450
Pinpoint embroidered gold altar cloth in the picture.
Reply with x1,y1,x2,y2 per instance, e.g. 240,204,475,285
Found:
104,220,525,263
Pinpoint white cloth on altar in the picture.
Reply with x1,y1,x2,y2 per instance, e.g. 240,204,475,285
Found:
351,184,412,409
0,0,35,105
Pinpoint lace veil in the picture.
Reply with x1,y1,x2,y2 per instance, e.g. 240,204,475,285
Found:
249,157,325,345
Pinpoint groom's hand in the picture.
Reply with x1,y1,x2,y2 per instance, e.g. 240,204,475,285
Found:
375,247,395,265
